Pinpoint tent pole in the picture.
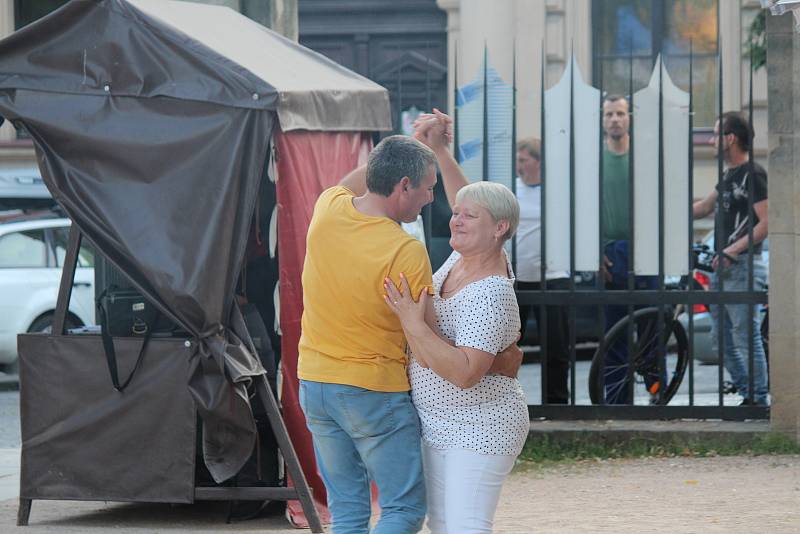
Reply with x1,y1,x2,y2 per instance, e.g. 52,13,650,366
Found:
53,225,82,335
193,376,324,531
254,375,324,533
16,498,31,526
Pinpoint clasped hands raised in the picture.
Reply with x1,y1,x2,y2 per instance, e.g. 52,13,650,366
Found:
412,108,453,151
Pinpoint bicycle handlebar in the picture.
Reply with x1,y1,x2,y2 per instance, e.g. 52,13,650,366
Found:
692,243,738,273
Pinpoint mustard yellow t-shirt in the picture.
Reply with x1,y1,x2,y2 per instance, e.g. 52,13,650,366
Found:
298,186,433,392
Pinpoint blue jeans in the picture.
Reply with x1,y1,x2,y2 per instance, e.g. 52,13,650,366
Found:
709,257,769,404
299,380,426,534
604,241,659,404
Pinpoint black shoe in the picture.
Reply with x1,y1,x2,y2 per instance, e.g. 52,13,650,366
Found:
739,398,769,406
227,501,265,523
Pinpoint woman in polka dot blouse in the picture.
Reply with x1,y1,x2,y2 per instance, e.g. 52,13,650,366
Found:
384,111,529,534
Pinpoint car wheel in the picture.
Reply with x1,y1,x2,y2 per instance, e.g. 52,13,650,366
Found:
1,358,18,375
28,313,55,334
27,313,81,335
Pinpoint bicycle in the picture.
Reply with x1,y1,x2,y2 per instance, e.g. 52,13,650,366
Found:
588,244,722,405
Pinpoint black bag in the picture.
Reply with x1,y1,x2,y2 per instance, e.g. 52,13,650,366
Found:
96,286,171,392
97,287,176,337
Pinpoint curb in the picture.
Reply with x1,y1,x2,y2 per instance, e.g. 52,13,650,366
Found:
528,419,770,447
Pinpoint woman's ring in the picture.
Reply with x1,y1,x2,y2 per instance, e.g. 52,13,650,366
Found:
393,300,398,305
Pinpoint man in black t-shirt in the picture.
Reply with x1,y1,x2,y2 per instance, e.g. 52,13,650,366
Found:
693,112,768,405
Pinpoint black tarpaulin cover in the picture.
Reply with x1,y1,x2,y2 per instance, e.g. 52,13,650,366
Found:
0,0,391,130
0,0,390,486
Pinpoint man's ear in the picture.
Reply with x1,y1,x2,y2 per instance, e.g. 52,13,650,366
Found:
390,176,410,197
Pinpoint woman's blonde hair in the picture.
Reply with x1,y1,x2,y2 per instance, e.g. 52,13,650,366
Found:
455,181,520,241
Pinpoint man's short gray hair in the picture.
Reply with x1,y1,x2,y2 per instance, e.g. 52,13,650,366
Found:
366,135,438,196
455,182,520,241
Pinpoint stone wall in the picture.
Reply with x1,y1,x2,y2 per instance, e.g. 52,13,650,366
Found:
0,1,15,143
766,9,800,442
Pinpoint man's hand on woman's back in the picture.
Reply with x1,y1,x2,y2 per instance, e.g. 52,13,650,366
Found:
489,337,523,378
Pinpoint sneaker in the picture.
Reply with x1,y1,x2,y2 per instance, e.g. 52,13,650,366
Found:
739,398,769,406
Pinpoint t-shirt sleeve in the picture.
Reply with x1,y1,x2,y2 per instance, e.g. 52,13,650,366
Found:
310,186,355,230
753,167,767,203
454,288,515,355
390,239,434,299
314,185,349,211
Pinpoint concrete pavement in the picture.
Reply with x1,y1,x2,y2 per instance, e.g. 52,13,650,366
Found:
0,449,19,503
0,376,19,504
1,499,302,533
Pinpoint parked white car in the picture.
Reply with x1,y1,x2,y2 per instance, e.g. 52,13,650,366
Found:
0,215,94,372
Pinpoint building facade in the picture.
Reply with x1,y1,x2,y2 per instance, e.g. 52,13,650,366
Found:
436,0,767,232
298,0,448,137
0,1,770,221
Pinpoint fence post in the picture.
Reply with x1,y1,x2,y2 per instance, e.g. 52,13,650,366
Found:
765,9,800,442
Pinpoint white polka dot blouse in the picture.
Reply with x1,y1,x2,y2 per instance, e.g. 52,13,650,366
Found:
409,250,529,456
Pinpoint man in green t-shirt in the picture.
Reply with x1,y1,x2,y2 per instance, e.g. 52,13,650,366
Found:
600,94,659,404
602,95,631,245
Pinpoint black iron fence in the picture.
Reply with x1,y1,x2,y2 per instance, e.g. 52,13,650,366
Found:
443,44,769,421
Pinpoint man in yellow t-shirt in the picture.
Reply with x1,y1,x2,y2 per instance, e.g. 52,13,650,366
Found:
298,135,437,533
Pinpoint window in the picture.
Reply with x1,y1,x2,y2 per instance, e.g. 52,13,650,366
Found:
0,230,47,267
592,0,718,127
51,226,95,268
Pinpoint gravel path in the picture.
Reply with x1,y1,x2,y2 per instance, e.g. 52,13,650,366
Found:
2,454,797,533
489,454,799,533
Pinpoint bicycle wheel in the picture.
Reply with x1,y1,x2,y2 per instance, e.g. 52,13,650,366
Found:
589,307,689,405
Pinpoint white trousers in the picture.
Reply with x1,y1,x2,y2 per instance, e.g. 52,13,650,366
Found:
422,443,517,534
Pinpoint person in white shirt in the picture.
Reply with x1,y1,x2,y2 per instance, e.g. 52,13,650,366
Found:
515,138,571,404
384,111,529,534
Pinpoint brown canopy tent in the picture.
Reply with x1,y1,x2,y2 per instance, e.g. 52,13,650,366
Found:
0,0,390,529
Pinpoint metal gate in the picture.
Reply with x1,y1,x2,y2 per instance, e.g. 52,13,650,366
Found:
449,44,769,421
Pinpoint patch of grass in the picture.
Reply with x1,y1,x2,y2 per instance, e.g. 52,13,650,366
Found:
518,432,800,466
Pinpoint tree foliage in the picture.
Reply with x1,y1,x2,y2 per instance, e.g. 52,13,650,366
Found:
745,9,767,71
